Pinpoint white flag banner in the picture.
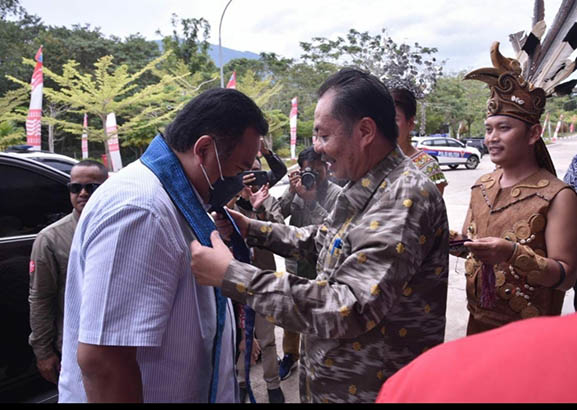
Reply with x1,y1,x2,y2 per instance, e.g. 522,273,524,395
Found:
105,112,123,171
552,114,563,142
81,113,89,159
26,47,43,151
289,97,298,160
540,113,549,139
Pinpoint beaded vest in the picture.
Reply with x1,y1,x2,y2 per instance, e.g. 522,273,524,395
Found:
465,167,570,329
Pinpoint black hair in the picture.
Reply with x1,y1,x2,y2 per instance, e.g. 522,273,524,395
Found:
318,68,398,144
391,87,417,120
164,88,269,157
73,159,108,180
297,146,323,168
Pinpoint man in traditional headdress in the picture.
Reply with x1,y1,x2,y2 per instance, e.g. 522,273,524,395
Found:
452,42,577,335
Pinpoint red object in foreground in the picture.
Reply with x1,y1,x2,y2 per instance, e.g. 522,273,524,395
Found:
101,154,108,170
376,313,577,403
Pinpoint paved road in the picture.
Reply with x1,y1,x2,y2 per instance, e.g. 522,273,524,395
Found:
248,136,577,403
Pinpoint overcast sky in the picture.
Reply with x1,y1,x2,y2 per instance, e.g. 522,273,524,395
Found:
19,0,564,74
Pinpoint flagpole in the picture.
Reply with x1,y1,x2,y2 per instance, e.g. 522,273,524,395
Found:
219,0,233,88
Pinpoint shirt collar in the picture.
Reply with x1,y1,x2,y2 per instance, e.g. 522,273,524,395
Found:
339,146,406,213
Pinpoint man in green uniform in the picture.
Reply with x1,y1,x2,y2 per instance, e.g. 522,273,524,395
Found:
277,147,341,381
28,160,108,384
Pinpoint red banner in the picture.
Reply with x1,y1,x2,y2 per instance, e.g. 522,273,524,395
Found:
81,113,88,159
26,47,43,150
226,71,236,89
289,97,298,160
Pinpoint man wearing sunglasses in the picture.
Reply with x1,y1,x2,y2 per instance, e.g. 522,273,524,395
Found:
28,160,108,386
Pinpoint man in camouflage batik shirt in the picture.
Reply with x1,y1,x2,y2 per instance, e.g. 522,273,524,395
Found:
190,68,449,403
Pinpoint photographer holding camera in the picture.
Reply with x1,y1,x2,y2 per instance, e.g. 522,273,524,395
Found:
276,147,341,382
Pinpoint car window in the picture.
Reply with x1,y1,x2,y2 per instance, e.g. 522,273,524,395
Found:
422,140,434,146
446,139,462,148
432,139,448,147
0,164,71,238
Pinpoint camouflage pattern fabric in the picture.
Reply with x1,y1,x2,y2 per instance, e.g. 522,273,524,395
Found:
221,147,449,403
278,180,342,278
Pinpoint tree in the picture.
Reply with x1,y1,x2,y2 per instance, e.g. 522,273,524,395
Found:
0,86,27,118
0,120,23,149
236,70,283,108
235,70,288,146
0,86,27,149
461,76,490,137
8,53,181,159
157,14,216,77
223,58,266,80
0,0,25,18
0,3,43,94
422,73,490,138
122,60,219,155
300,28,444,98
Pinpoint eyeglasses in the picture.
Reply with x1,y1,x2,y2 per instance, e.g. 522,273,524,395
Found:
67,183,101,195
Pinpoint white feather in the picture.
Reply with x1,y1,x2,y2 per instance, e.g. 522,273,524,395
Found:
532,0,577,82
532,20,547,40
534,42,577,87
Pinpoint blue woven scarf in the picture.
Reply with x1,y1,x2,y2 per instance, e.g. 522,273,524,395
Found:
141,135,256,403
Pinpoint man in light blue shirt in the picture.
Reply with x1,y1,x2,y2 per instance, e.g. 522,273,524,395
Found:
59,89,268,402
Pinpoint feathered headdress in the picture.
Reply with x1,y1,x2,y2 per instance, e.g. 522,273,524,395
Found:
511,0,577,96
464,0,577,176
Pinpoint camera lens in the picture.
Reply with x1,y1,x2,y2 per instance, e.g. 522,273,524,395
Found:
301,168,316,190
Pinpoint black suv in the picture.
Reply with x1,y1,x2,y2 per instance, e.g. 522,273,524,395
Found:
461,138,488,156
0,153,70,402
4,146,78,175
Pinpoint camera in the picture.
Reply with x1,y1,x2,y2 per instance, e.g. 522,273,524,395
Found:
300,167,318,190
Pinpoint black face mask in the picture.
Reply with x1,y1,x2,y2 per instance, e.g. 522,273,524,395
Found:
207,174,245,212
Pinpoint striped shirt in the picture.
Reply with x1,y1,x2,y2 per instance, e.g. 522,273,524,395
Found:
58,160,238,403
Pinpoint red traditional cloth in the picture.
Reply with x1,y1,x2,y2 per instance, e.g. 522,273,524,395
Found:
376,313,577,403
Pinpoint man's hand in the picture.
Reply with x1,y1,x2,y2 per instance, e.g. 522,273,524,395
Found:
190,231,233,288
289,170,317,201
242,172,256,187
260,137,271,156
296,183,317,203
212,208,250,240
465,237,516,266
250,183,270,211
288,171,301,194
239,186,252,201
37,354,60,384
